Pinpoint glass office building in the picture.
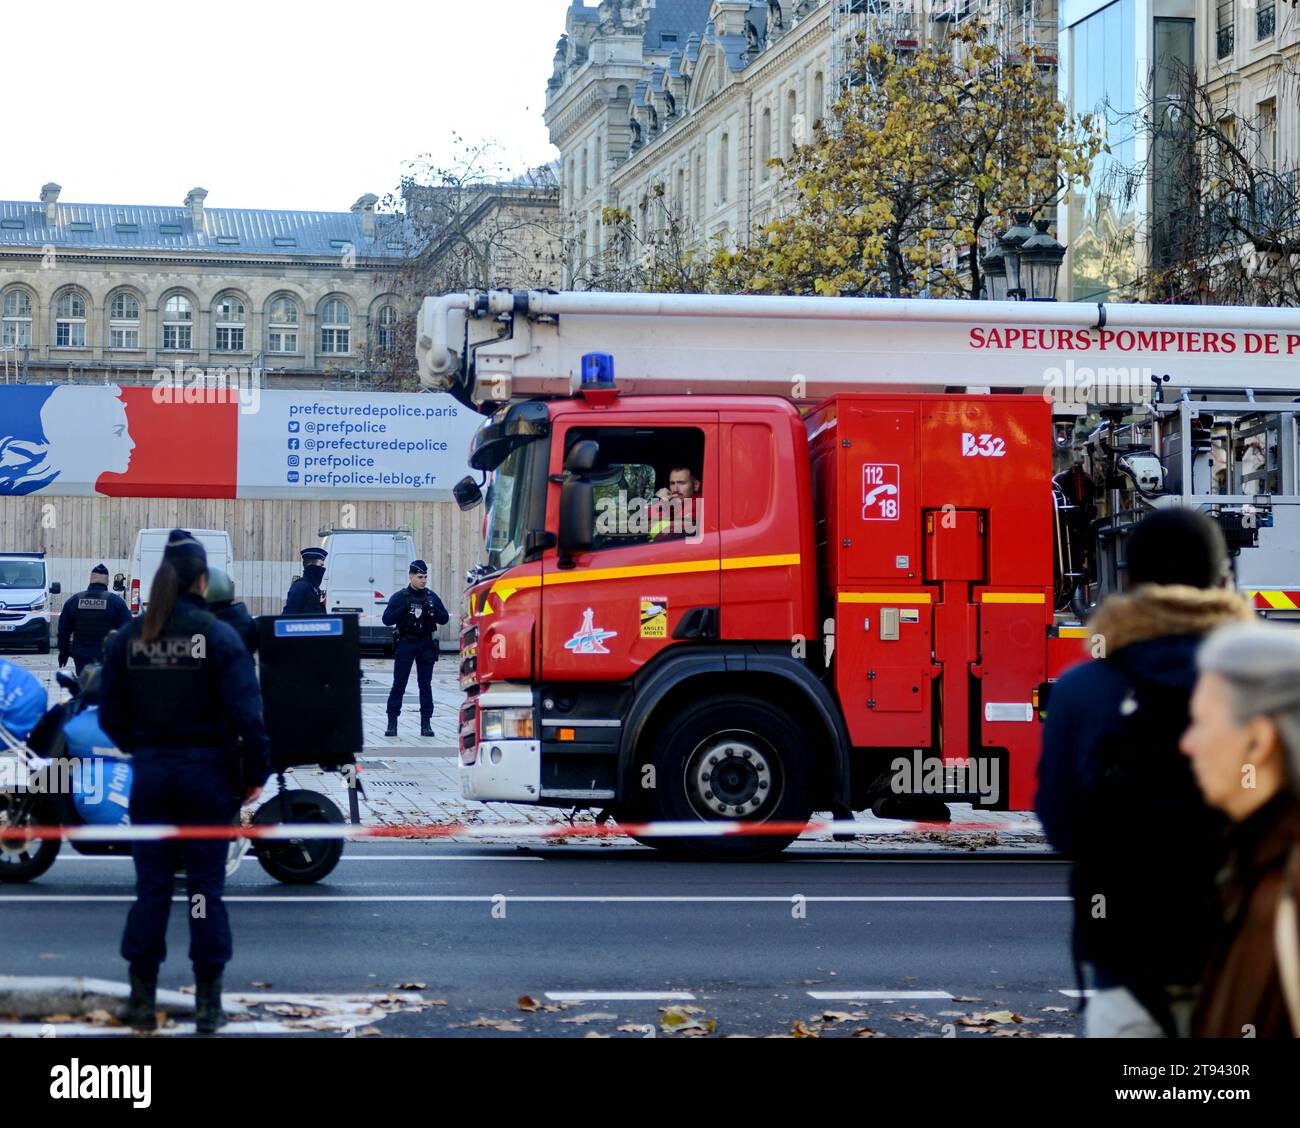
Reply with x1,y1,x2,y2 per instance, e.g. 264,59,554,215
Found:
1060,0,1197,301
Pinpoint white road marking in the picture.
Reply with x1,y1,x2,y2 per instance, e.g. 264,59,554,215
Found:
808,990,954,1000
0,992,425,1038
0,894,1072,904
544,991,696,1002
1059,989,1096,998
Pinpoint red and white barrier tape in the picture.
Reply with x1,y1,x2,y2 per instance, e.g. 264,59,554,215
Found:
0,818,1037,844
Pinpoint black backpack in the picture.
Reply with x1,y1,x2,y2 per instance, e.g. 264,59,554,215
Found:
1069,646,1226,1034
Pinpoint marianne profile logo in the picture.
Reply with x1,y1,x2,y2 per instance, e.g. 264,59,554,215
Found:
0,385,135,495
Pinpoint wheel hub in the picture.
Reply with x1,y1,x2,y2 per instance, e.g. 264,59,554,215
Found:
686,734,776,819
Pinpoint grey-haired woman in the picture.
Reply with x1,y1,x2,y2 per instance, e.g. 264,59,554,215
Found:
1180,623,1300,1038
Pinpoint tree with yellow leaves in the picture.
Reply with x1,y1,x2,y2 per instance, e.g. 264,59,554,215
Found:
713,24,1102,298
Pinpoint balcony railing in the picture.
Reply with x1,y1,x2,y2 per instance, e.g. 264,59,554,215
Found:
1257,4,1275,40
1217,24,1234,59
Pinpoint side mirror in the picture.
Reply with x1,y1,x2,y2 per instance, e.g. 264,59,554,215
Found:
112,573,126,593
453,475,483,511
558,479,594,566
48,582,61,595
565,440,599,475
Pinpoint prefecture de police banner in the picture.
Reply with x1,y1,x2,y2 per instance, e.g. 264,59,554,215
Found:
0,385,480,500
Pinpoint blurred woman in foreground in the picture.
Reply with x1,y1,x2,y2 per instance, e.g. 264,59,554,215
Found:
1180,623,1300,1038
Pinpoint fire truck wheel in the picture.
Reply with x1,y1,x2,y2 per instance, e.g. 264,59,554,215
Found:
645,695,813,860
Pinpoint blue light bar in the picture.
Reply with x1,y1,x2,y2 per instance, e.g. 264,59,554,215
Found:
581,352,616,387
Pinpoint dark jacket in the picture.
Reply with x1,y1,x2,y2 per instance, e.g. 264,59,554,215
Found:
99,592,271,786
210,600,259,655
382,585,450,644
57,582,131,665
1037,585,1254,993
1194,792,1300,1038
282,577,324,615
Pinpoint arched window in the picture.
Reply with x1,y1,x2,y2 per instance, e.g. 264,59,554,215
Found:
54,290,87,348
719,133,730,204
760,107,772,181
675,168,686,218
2,289,32,347
267,296,299,353
580,147,588,197
107,291,140,350
161,293,193,350
213,292,246,352
376,304,398,351
319,298,351,354
813,72,825,129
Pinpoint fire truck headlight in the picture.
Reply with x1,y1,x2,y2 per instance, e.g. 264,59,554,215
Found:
480,707,535,740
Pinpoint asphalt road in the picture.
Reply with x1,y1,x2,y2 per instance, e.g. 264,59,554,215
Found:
0,843,1082,1037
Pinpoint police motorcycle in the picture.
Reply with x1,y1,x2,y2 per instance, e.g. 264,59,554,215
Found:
0,665,346,886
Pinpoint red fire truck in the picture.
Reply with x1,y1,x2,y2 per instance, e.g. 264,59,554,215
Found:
417,290,1300,858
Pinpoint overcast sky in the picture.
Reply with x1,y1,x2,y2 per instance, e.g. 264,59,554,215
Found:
0,0,575,213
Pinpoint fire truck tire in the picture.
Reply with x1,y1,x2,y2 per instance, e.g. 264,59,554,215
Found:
641,695,813,860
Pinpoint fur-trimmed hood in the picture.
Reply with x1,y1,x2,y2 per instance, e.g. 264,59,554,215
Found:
1087,584,1255,657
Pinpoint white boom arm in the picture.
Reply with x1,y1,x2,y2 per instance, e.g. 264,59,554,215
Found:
416,290,1300,408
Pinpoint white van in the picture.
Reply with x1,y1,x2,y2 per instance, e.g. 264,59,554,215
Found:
319,529,418,651
126,529,233,614
0,552,59,653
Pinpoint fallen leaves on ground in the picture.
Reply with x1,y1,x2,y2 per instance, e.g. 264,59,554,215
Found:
955,1010,1023,1027
559,1012,618,1024
454,1017,525,1032
394,981,426,990
659,1005,716,1035
83,1009,121,1027
263,1003,327,1018
792,1020,820,1038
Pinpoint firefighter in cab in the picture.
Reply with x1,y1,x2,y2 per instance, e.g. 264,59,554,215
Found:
382,560,449,738
98,529,271,1034
58,563,131,675
283,546,327,614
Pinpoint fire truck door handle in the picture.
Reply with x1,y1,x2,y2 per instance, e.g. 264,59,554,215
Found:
673,606,720,641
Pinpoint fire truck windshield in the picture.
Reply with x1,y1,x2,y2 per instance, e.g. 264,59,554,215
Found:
484,438,543,574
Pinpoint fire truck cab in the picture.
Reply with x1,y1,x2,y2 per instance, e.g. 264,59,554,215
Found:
419,290,1300,858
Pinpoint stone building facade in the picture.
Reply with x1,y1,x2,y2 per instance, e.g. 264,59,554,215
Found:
1202,0,1300,171
546,0,834,283
545,1,1062,287
0,184,410,386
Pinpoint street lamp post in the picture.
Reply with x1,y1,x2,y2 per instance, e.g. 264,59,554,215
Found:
983,212,1066,301
998,212,1037,301
980,242,1008,301
1018,219,1068,302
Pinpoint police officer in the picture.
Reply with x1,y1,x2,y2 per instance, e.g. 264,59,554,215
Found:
382,560,449,738
283,547,327,614
99,530,271,1035
57,564,131,675
205,567,258,655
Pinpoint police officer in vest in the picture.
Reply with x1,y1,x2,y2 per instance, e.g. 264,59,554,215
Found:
382,560,449,738
57,564,131,675
283,547,327,614
99,530,271,1034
